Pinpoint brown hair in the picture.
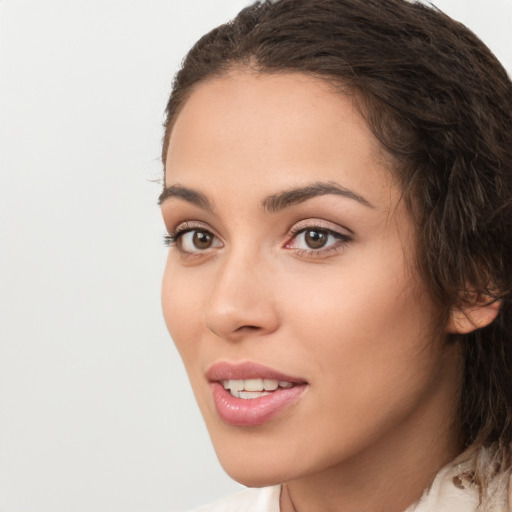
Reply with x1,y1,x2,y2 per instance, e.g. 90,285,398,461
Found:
162,0,512,483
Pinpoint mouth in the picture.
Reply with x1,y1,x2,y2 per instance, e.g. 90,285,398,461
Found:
206,362,308,427
220,378,295,398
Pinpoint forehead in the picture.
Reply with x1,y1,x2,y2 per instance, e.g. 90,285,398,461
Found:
165,71,398,211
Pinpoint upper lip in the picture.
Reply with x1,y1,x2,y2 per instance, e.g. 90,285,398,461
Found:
206,361,307,383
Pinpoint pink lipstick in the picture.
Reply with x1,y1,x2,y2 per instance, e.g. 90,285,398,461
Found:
206,362,308,427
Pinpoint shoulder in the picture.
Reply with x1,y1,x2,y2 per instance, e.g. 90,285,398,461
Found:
189,485,281,512
407,444,512,512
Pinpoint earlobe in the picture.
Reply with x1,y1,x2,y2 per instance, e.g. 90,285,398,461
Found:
446,298,501,334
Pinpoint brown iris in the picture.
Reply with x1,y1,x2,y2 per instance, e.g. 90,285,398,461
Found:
304,229,328,249
193,230,214,249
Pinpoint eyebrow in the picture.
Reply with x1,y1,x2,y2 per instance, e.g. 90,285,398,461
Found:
158,184,214,211
261,181,374,212
158,181,373,212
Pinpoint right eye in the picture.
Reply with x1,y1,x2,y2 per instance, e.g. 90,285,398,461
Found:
165,227,223,254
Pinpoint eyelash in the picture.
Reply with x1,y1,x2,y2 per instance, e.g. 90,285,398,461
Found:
163,222,204,248
163,233,177,247
164,222,352,258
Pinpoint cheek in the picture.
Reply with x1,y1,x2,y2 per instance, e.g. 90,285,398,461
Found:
280,247,440,400
267,262,447,463
161,258,204,363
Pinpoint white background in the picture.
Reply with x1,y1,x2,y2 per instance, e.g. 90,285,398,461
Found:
0,1,511,511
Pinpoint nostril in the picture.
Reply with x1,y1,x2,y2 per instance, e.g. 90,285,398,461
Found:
206,323,262,339
235,325,261,332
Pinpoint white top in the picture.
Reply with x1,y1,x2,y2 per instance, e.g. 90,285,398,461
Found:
191,485,281,512
190,446,512,512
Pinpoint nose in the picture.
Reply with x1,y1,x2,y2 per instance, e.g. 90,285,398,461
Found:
203,250,280,342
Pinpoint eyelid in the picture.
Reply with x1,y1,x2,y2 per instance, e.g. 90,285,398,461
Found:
286,219,352,239
169,220,213,238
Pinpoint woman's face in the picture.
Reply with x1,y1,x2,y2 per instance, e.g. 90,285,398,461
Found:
161,72,461,486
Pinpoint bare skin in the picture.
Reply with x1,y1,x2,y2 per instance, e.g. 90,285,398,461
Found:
161,71,464,512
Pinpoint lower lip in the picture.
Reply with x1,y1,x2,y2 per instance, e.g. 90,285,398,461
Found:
210,382,308,427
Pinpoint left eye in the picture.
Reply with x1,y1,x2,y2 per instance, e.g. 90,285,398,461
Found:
180,229,215,252
288,228,348,251
178,229,222,252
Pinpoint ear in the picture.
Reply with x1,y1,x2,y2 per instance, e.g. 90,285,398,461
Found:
446,297,501,334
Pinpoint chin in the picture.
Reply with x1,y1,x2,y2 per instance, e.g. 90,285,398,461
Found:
217,453,293,488
205,427,290,487
208,425,315,488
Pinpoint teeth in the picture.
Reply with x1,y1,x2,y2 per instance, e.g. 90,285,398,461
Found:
229,380,244,393
221,378,293,394
244,379,264,391
238,391,271,399
263,379,279,391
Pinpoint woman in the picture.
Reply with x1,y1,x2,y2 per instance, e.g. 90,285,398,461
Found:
159,0,512,510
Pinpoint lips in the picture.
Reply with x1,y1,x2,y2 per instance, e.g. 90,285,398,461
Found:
206,362,308,427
